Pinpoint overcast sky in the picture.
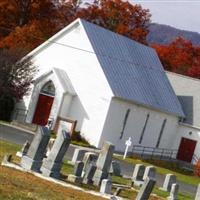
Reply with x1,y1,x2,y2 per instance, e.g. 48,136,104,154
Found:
132,0,200,33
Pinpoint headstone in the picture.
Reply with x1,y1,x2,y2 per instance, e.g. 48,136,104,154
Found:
135,178,156,200
83,164,97,184
67,174,83,184
16,141,30,157
74,161,84,177
82,152,98,176
41,130,71,178
167,183,179,200
143,166,156,180
69,148,87,165
131,164,145,186
110,160,121,176
100,179,112,194
93,141,115,186
114,187,122,196
21,126,50,172
195,184,200,200
123,137,132,159
2,154,12,164
161,174,177,192
46,138,55,157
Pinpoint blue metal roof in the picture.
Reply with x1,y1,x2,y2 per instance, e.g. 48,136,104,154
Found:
80,19,185,117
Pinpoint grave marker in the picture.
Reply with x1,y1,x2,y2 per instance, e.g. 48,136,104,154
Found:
41,130,71,178
21,126,50,172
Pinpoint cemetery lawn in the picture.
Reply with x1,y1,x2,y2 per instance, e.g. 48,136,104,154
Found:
0,140,196,200
0,140,106,200
115,155,200,187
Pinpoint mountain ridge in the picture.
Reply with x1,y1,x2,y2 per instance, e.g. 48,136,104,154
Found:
147,23,200,46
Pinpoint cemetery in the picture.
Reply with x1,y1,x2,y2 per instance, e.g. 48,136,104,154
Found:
0,122,200,200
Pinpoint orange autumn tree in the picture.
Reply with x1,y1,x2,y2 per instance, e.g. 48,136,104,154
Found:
75,0,151,44
0,0,151,52
0,0,64,52
153,37,200,79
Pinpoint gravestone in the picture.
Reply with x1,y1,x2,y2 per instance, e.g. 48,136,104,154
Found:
131,164,145,186
67,161,84,183
21,126,50,172
46,138,55,157
167,183,179,200
100,179,112,194
2,154,12,164
16,141,30,157
135,178,156,200
67,174,83,184
143,166,156,180
195,184,200,200
110,160,121,176
83,164,97,184
82,152,98,176
114,187,122,196
74,161,84,177
93,141,115,186
69,148,87,165
41,130,71,178
161,174,177,192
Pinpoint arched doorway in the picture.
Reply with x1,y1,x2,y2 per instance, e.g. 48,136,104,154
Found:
32,81,55,126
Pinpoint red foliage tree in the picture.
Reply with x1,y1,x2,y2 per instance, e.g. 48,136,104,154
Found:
75,0,151,44
153,37,200,79
0,0,151,52
0,0,64,52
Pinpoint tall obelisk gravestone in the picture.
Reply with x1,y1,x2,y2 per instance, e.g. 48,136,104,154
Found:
41,130,71,178
21,126,50,172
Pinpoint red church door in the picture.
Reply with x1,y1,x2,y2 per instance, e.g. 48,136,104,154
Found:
32,94,54,126
176,137,197,163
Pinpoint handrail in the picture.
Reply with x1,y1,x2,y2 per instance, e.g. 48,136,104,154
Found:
132,145,199,164
132,145,178,161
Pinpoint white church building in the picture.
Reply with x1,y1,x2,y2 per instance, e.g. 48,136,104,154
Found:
14,19,200,163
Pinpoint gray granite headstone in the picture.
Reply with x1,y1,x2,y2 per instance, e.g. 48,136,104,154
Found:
100,179,112,194
143,166,156,180
83,164,97,184
135,178,156,200
132,164,145,181
41,130,71,178
131,164,145,186
161,174,177,192
195,184,200,200
21,126,50,172
93,141,115,186
167,183,179,200
110,160,121,176
69,148,87,165
82,152,98,176
74,161,84,177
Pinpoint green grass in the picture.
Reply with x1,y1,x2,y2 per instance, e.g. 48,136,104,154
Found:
115,155,200,187
0,139,196,200
0,139,105,200
0,139,21,161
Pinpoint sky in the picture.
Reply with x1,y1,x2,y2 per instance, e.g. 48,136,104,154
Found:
132,0,200,33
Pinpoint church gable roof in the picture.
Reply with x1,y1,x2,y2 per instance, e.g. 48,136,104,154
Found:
80,19,185,117
29,18,184,117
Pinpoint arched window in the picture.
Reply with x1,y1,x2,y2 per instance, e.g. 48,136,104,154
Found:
40,81,55,96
